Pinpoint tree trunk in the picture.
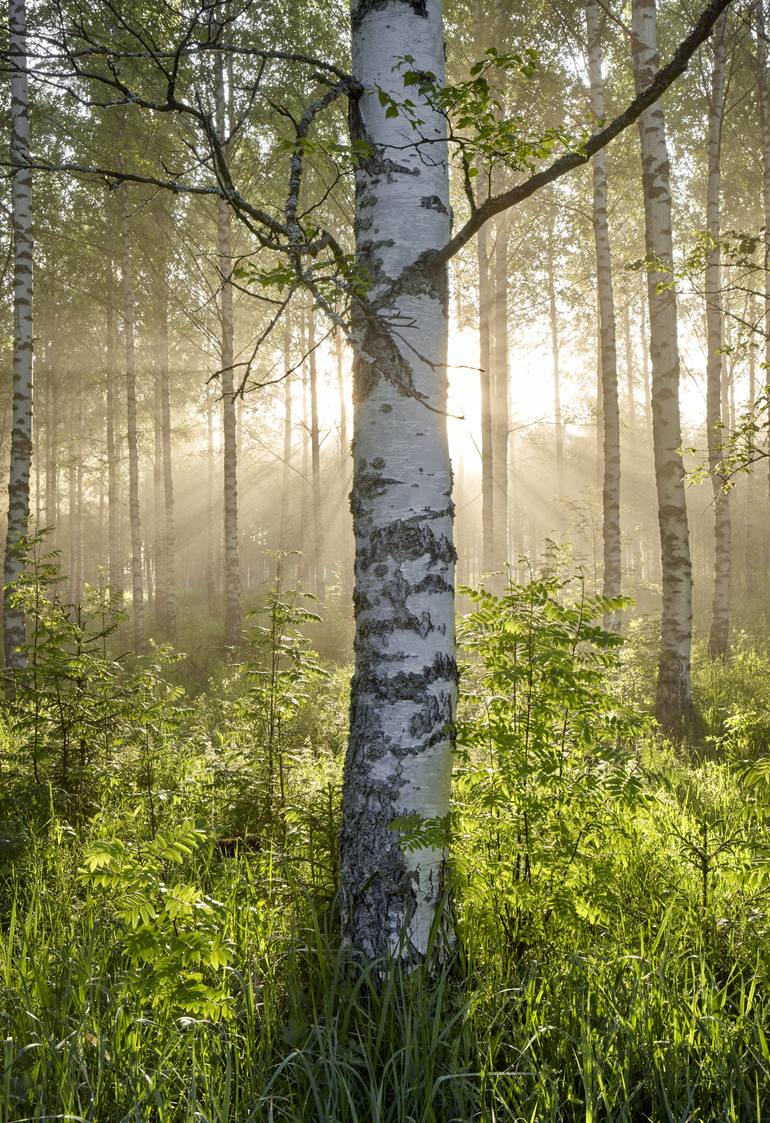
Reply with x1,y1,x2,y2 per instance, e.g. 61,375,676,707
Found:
308,309,325,600
216,48,241,652
336,326,348,467
547,208,565,507
153,332,165,629
587,0,621,626
206,381,216,612
4,0,33,670
158,263,176,640
105,265,123,602
706,13,730,657
120,190,145,654
279,319,293,552
492,212,509,573
631,0,696,736
477,220,494,575
342,0,455,961
755,0,770,513
298,312,311,584
44,361,56,536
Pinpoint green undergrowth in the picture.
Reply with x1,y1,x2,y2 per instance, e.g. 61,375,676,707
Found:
1,561,770,1120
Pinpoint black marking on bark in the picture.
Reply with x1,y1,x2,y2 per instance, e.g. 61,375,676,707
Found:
421,195,448,214
354,651,459,709
360,512,457,571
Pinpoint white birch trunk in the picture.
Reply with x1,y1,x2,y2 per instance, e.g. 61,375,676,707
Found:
546,211,565,507
216,48,241,652
4,0,33,670
120,191,145,654
755,1,770,512
105,263,123,603
587,0,621,624
706,14,730,656
631,0,696,735
158,265,177,641
492,213,510,573
477,223,494,574
308,309,325,600
336,326,349,468
279,320,293,552
343,0,455,961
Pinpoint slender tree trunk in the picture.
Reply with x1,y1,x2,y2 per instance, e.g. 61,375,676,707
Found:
300,313,311,585
755,1,770,513
216,48,241,651
623,301,637,427
106,267,123,601
4,0,33,670
343,0,455,961
631,0,696,736
158,264,176,640
45,364,56,533
153,336,165,629
279,319,293,552
547,209,565,506
587,0,621,626
206,382,216,612
336,326,348,467
477,222,494,575
706,13,730,656
308,309,325,600
120,190,145,654
492,212,509,573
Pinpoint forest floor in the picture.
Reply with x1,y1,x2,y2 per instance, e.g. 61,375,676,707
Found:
1,571,770,1121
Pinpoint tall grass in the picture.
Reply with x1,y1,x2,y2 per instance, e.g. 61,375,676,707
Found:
1,837,769,1122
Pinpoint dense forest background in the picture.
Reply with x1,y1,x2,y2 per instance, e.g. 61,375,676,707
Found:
3,0,770,1119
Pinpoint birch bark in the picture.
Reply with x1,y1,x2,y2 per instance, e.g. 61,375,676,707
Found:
631,0,696,735
215,47,241,652
308,309,325,600
587,0,621,624
705,13,730,656
105,264,123,602
755,1,770,512
157,264,177,640
492,212,510,573
477,221,494,574
546,211,565,507
279,321,293,552
120,191,145,654
336,327,349,468
4,0,33,670
342,0,455,961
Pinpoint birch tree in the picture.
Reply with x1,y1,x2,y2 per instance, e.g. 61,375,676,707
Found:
4,0,34,670
631,0,696,735
705,13,730,656
587,0,621,623
120,189,145,655
215,39,241,652
755,0,770,511
342,0,455,961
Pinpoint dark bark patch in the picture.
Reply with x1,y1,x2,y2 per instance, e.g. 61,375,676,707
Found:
421,195,448,214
